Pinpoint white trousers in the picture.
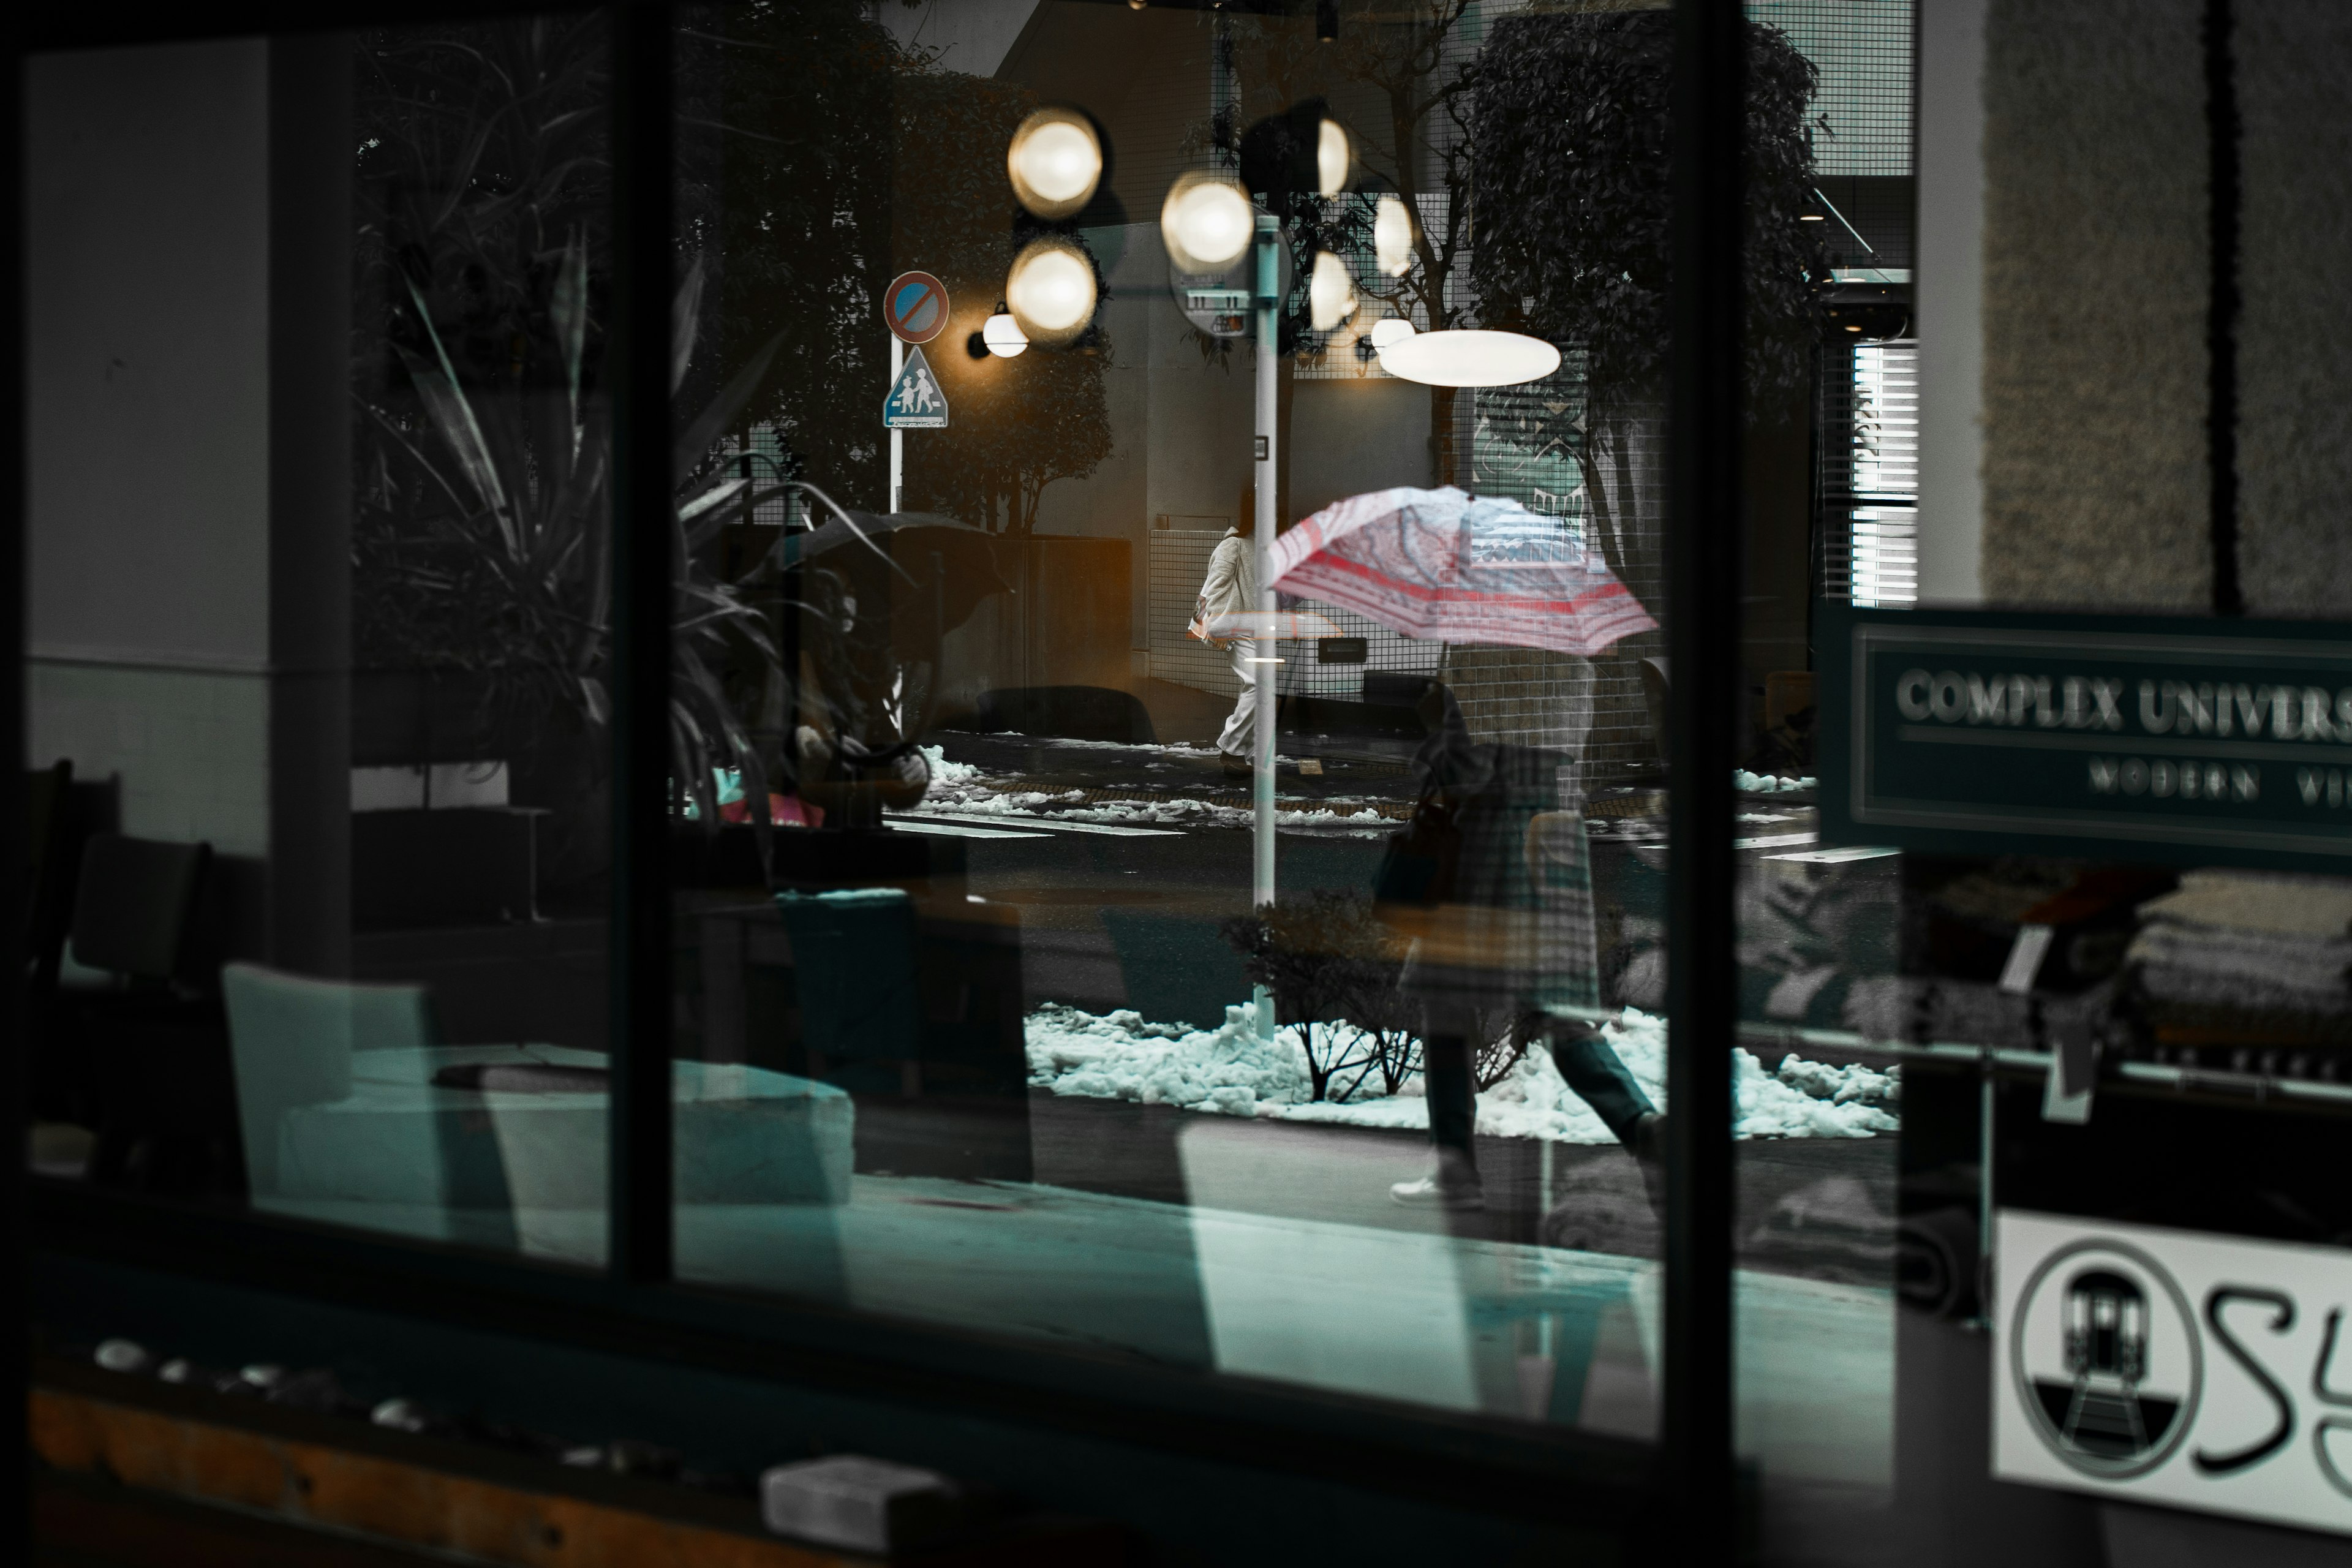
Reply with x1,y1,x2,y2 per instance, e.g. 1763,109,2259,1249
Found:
1216,638,1260,758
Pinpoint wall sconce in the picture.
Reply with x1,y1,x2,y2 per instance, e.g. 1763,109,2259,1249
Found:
982,305,1029,358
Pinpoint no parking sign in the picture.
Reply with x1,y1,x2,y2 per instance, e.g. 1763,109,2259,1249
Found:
883,271,950,345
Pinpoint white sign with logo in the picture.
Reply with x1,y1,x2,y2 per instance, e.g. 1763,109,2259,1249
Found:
1996,1210,2352,1535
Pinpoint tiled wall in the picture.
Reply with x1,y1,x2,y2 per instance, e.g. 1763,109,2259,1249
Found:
28,658,270,856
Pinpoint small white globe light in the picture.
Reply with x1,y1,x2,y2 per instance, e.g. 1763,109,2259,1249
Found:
1376,328,1560,388
1160,172,1254,274
1368,315,1415,350
1308,251,1357,331
1316,119,1350,198
1007,108,1102,221
1005,239,1097,344
982,311,1028,358
1373,193,1413,277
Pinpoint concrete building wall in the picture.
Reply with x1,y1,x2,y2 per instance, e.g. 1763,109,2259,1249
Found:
24,35,351,970
25,40,274,850
2236,0,2352,616
881,0,1039,80
1978,0,2211,610
1969,0,2352,616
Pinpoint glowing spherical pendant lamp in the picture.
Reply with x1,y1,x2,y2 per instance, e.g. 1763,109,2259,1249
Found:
1005,238,1097,345
1159,172,1254,274
1007,108,1102,221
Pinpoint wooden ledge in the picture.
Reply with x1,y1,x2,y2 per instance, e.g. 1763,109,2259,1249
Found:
33,1360,1121,1567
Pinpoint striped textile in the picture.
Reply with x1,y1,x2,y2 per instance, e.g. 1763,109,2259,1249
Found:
1268,486,1658,656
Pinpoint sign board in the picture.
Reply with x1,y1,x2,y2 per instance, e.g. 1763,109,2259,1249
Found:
882,344,948,429
1176,279,1251,338
1994,1210,2352,1536
883,271,950,344
1821,606,2352,869
1169,246,1280,340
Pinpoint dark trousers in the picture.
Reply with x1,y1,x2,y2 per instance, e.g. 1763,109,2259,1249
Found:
1425,1026,1655,1167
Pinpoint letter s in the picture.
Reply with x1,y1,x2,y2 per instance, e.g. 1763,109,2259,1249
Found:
2196,1287,2296,1476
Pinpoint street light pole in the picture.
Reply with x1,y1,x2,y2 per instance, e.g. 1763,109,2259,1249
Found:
888,334,904,513
1252,214,1280,1038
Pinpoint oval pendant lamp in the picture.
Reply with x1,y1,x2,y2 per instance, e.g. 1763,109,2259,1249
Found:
1377,328,1560,388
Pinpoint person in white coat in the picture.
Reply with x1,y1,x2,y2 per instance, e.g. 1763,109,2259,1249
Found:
1191,518,1260,781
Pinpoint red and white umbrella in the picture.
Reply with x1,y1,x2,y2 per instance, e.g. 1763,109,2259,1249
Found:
1267,486,1656,655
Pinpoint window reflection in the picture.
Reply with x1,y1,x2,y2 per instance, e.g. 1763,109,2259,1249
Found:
24,18,614,1262
657,0,1844,1441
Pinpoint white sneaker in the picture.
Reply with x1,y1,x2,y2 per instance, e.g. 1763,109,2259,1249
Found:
1390,1155,1485,1210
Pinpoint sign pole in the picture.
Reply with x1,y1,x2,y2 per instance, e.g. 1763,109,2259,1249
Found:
1251,213,1279,1040
889,334,905,513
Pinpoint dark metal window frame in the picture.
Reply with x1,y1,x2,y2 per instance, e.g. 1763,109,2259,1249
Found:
2,1,1746,1551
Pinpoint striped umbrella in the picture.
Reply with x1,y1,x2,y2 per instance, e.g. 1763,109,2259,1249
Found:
1266,486,1656,655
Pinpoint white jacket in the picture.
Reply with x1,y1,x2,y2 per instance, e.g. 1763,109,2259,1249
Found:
1191,527,1257,645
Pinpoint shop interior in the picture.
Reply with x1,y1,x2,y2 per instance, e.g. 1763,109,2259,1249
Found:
18,2,2352,1564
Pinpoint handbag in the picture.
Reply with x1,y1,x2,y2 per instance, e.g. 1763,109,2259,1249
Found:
1374,734,1518,908
1373,783,1464,907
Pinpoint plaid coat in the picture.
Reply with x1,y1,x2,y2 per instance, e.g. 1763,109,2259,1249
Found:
1393,655,1603,1031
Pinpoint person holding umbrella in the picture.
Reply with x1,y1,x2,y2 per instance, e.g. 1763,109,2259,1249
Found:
1265,486,1665,1218
1379,662,1663,1213
1189,515,1261,782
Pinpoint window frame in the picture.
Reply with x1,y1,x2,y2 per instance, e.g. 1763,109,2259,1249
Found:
2,1,1751,1548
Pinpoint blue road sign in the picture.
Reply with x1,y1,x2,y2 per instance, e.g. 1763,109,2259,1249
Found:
884,271,950,344
884,345,949,429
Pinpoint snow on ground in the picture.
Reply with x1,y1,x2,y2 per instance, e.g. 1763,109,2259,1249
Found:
919,744,987,788
918,766,1394,835
1736,771,1819,794
1024,1003,1899,1143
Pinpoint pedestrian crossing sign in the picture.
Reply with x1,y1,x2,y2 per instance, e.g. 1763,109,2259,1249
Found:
883,345,949,429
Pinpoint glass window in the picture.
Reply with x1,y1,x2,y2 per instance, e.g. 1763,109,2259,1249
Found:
662,0,1714,1433
1750,1,2352,1559
23,16,615,1265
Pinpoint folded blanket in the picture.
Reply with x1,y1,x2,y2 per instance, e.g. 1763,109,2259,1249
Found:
2136,869,2352,940
2135,963,2351,1015
1842,975,2113,1052
2127,921,2352,1000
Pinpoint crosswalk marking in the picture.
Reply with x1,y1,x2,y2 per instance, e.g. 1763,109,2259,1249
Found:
886,818,1050,840
889,812,1185,839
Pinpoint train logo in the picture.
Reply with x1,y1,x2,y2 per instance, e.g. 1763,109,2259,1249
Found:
2010,1239,2203,1478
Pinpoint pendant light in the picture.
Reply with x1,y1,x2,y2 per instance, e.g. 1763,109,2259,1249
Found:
1376,329,1560,388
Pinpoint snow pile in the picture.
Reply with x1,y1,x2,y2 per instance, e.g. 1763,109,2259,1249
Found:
918,744,986,788
926,789,1393,835
1774,1055,1899,1110
1025,1001,1311,1112
913,741,1392,834
1022,1004,1899,1142
1735,771,1819,794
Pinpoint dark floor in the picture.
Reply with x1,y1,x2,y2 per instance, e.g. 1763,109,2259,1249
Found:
1024,1090,1896,1290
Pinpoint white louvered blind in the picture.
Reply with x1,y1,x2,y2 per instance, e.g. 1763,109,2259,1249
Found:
1822,337,1918,608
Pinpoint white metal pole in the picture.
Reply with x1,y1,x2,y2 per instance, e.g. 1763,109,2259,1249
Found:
889,335,905,513
1251,214,1280,1040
